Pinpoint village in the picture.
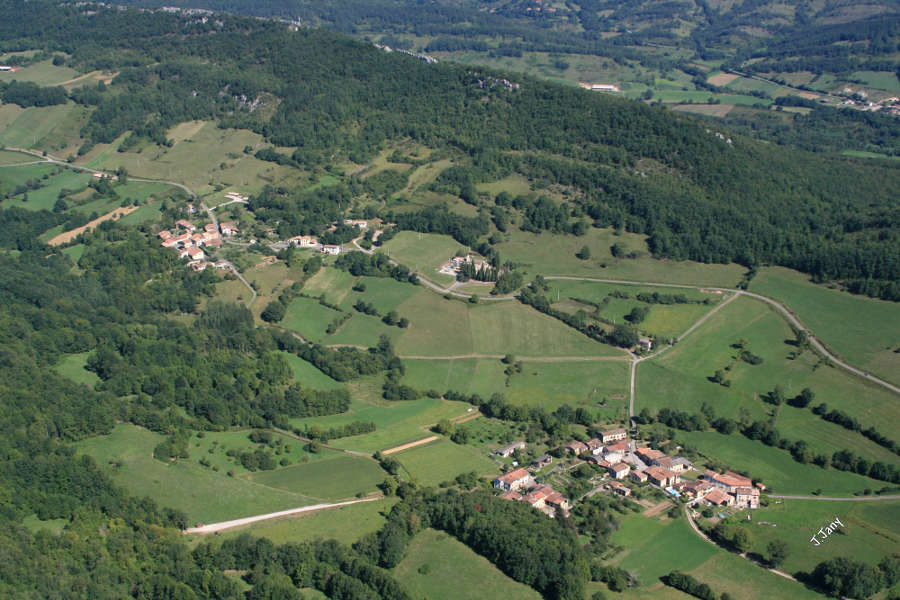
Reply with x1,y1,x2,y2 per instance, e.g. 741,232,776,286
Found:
492,426,762,520
157,191,379,269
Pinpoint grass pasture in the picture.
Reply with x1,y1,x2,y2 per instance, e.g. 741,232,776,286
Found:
0,60,78,86
211,497,398,546
637,295,900,466
682,552,824,600
393,439,498,486
301,267,357,305
379,231,461,286
53,351,99,386
677,430,884,495
611,513,718,586
280,352,344,390
725,498,900,575
325,312,399,348
76,424,318,523
250,454,385,501
293,396,471,454
496,227,745,287
393,528,541,600
0,104,80,150
750,266,900,385
282,296,345,342
0,149,39,164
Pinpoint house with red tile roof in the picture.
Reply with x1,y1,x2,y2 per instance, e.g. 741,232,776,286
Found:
630,470,648,484
564,441,589,456
645,466,679,488
500,490,523,501
175,219,195,232
734,487,759,509
609,481,631,497
585,438,604,455
493,468,534,492
609,462,630,480
600,428,627,443
704,488,734,507
705,470,752,493
220,222,239,236
636,447,665,463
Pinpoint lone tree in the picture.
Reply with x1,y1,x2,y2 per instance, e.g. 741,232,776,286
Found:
766,540,789,568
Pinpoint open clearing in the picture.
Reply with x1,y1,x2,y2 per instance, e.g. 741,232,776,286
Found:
394,528,541,600
750,266,900,385
379,231,462,286
280,352,344,389
672,103,734,118
725,498,900,575
53,351,99,387
76,424,318,523
707,72,739,86
48,205,138,245
638,295,900,466
250,454,386,501
382,435,439,455
393,438,499,486
209,496,397,546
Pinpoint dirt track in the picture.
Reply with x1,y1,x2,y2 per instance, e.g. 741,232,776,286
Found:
48,205,138,246
381,435,439,455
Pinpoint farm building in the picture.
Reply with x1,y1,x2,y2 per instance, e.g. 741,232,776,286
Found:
734,487,760,509
600,428,627,443
609,463,630,480
493,468,534,492
531,454,552,469
645,466,679,488
321,245,341,255
704,488,734,507
495,441,526,458
630,470,648,484
564,441,589,456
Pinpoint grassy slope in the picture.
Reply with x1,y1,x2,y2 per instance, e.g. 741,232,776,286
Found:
637,295,900,465
379,231,466,287
250,454,385,501
282,296,345,342
53,351,99,387
726,498,900,575
393,438,499,486
207,497,398,546
750,266,900,386
393,528,541,600
280,352,344,390
75,424,318,523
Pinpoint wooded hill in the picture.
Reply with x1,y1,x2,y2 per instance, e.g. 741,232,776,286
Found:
2,0,899,299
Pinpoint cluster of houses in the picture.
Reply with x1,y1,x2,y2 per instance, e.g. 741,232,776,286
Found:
493,469,571,518
158,218,238,271
494,426,763,516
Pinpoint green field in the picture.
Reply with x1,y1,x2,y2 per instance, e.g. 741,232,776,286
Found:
250,454,386,500
53,351,99,386
851,70,900,93
677,430,884,495
379,231,462,286
394,528,541,600
391,291,621,358
637,295,900,466
0,149,38,164
7,167,92,211
21,514,69,535
282,296,345,342
334,275,414,314
393,439,498,486
210,497,398,546
495,227,745,287
76,424,318,523
81,120,306,197
0,104,79,149
293,396,471,454
750,266,900,385
281,352,344,389
325,312,400,348
61,243,85,263
0,60,78,85
187,429,338,476
0,163,58,199
301,267,357,305
611,513,719,586
680,551,823,600
402,357,630,413
724,499,900,575
545,279,720,339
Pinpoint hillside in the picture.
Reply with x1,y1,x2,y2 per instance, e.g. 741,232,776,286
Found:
1,0,898,298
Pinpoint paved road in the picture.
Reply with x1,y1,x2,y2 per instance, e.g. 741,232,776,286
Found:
183,496,383,534
769,494,900,502
397,353,628,362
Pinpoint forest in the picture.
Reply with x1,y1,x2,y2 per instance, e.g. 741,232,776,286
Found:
2,1,899,297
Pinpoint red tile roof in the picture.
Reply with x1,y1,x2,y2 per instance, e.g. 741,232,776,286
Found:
496,468,531,484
